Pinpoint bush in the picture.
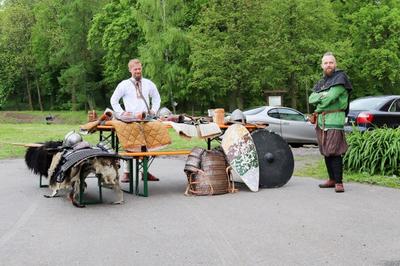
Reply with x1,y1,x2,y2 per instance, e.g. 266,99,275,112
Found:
344,127,400,176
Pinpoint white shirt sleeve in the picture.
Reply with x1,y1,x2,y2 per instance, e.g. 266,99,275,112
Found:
110,82,125,113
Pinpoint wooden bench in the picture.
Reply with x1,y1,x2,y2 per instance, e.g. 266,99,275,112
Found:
119,150,191,197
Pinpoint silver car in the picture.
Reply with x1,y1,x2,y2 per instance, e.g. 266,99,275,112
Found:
243,106,317,147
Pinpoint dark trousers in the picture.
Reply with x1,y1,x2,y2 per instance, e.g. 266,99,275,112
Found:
324,156,343,184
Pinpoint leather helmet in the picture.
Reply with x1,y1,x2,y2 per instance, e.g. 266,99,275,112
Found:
63,130,83,148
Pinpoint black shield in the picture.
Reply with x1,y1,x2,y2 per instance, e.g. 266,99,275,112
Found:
251,129,294,188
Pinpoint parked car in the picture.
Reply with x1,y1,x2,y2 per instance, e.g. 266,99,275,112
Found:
345,95,400,132
240,106,318,147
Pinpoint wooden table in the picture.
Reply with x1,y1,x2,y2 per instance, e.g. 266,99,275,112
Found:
96,122,267,197
97,123,266,151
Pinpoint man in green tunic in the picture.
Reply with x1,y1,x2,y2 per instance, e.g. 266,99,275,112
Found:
309,52,352,193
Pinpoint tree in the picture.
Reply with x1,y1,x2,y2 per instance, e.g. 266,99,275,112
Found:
260,0,338,111
0,1,36,110
31,0,64,110
343,3,400,98
55,0,106,110
189,0,267,112
134,0,196,113
88,0,143,88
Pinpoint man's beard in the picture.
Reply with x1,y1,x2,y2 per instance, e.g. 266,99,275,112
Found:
324,68,335,77
134,75,142,81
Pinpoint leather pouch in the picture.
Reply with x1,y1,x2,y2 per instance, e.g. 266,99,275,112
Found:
308,113,317,124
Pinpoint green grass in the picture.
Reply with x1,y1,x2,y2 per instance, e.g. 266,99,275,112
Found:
167,129,215,150
0,123,211,159
0,123,97,159
294,157,328,179
0,110,213,153
295,158,400,189
0,110,209,158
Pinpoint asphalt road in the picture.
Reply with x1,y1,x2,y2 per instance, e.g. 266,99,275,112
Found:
1,158,400,266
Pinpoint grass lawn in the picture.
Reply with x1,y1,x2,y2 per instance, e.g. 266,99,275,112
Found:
297,158,400,189
0,123,92,159
0,111,216,159
0,122,211,159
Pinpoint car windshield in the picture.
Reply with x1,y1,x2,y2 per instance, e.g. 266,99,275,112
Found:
243,107,265,115
350,97,387,111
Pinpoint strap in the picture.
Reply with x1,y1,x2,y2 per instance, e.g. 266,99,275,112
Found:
186,172,214,195
129,79,151,114
226,166,237,193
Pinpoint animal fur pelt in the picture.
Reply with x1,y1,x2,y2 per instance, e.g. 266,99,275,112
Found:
25,141,123,207
25,141,62,177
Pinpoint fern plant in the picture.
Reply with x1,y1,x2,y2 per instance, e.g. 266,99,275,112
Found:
344,127,400,176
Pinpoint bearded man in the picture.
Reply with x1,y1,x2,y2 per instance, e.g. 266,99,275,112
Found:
110,58,161,182
308,52,352,193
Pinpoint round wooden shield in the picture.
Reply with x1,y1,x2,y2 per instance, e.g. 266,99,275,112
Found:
251,129,294,188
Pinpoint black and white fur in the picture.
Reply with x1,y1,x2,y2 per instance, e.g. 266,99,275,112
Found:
25,141,123,207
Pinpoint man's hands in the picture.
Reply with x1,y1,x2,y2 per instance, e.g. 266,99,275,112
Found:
121,111,145,119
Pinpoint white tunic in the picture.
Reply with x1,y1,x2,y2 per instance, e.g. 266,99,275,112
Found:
110,77,161,114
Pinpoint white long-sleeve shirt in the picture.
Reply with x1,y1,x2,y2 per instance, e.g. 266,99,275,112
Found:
110,77,161,114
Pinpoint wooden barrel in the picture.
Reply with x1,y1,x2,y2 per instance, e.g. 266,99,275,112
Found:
188,149,229,195
184,147,205,173
213,108,225,125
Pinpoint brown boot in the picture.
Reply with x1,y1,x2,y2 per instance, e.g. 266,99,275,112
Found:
335,183,345,193
120,173,130,183
318,179,335,188
142,172,159,181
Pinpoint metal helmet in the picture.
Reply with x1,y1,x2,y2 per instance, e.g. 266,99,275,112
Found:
157,107,173,117
229,109,246,123
63,130,83,148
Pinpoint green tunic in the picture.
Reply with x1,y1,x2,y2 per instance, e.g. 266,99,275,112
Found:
308,85,348,130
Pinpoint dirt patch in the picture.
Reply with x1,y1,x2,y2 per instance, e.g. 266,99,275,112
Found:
2,112,38,123
0,112,64,124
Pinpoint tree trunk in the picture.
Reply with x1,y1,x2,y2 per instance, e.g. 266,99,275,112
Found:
71,85,77,111
35,77,44,111
228,90,237,111
24,70,33,111
305,86,310,114
235,78,244,110
289,72,297,109
237,92,244,110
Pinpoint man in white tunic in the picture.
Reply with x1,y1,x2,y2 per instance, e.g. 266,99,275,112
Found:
110,58,161,182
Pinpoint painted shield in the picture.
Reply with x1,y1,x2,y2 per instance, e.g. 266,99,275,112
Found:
221,124,259,192
251,129,294,188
